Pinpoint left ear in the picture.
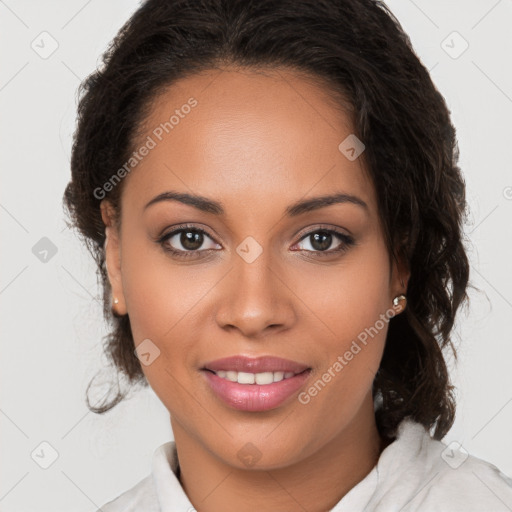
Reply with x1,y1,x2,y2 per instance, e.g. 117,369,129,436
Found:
390,251,410,314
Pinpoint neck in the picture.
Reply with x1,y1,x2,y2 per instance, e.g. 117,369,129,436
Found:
172,398,385,512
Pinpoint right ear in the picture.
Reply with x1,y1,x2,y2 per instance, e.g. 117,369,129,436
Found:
100,200,127,315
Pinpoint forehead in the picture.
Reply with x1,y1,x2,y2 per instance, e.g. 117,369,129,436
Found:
123,66,376,217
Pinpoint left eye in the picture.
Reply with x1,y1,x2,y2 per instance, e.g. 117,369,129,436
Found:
294,229,354,254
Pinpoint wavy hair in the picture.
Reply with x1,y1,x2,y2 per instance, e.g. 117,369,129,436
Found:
63,0,470,440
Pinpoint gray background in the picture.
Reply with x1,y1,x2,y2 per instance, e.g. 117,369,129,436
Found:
1,0,511,510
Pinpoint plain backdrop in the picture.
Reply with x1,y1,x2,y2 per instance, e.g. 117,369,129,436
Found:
1,0,511,510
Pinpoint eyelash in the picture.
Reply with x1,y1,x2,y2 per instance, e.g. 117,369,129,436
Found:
156,224,355,259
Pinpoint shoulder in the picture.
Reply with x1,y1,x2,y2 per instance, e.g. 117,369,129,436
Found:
96,474,159,512
95,440,186,512
417,449,512,511
378,418,512,511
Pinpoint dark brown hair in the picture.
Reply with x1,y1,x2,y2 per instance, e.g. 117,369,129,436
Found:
63,0,470,440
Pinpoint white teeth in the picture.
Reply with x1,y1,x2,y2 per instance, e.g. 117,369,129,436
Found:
238,371,255,384
255,372,273,385
213,370,298,385
273,371,285,382
226,371,237,382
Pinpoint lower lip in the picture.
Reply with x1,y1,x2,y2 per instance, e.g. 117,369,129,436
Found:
202,370,311,412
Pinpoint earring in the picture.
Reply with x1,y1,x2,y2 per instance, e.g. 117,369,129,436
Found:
393,294,407,308
113,297,119,305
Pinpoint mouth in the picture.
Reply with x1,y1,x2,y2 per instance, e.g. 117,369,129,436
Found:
200,355,312,411
202,354,310,375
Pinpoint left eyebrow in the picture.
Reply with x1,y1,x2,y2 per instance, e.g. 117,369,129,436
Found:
285,193,368,216
143,191,368,216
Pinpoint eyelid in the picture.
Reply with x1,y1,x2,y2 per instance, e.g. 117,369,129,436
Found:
294,223,352,240
159,222,216,238
158,224,220,247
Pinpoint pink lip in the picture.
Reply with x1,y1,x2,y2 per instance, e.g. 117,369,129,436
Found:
202,355,310,374
202,369,311,411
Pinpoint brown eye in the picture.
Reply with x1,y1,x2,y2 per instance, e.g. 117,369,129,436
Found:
309,231,335,251
159,226,220,258
294,228,355,256
178,230,204,251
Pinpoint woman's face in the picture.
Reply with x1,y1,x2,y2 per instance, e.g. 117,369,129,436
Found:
102,67,407,469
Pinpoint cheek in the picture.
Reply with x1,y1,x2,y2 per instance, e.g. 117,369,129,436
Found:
119,244,193,406
297,240,390,342
120,235,192,339
296,239,390,394
119,236,211,384
120,258,166,342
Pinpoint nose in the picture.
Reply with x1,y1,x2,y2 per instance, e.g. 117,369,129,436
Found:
214,249,297,339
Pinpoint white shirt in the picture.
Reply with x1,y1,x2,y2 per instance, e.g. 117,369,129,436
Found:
98,418,512,511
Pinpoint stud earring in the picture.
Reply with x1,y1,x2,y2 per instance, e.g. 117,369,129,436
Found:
113,297,119,305
393,294,407,308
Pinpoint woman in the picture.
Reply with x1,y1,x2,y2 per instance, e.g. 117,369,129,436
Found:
63,0,512,510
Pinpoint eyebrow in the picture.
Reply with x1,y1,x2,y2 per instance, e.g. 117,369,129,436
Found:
143,190,368,216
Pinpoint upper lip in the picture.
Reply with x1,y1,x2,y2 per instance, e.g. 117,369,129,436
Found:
202,356,310,374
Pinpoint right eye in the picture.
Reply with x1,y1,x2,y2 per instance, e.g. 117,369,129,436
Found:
158,225,221,258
